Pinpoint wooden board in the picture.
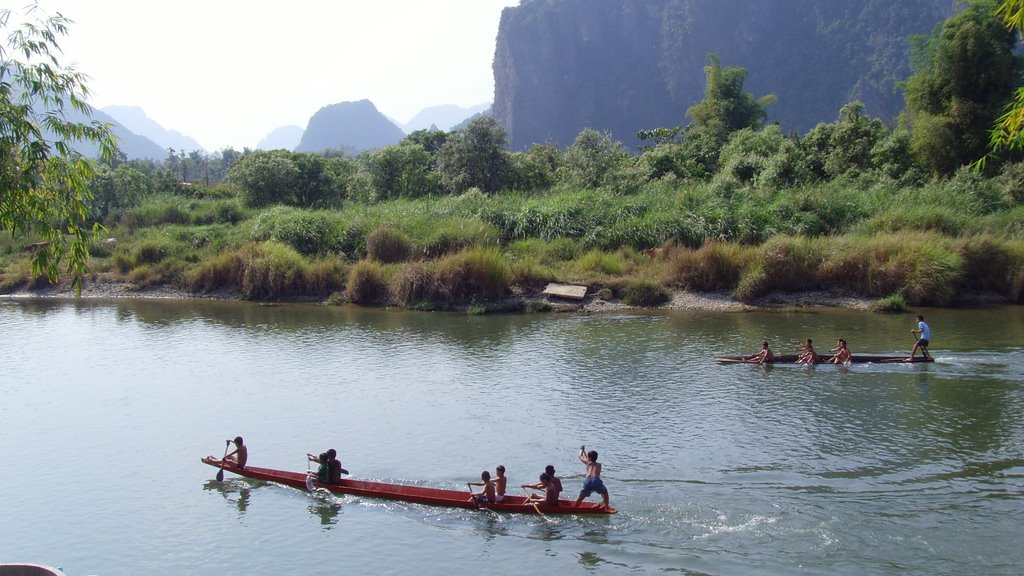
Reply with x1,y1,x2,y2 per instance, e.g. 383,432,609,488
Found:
542,283,587,300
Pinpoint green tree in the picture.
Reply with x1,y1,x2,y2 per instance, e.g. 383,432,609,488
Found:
985,0,1024,162
1,4,116,291
364,143,437,200
800,101,888,180
556,129,628,189
228,150,299,207
685,54,777,173
903,0,1021,176
88,164,149,221
509,143,559,191
714,125,807,190
436,116,512,194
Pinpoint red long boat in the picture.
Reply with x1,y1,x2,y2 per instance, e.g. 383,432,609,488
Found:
201,456,616,515
716,354,934,364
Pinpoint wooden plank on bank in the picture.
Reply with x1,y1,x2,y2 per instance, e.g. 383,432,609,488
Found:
542,283,587,300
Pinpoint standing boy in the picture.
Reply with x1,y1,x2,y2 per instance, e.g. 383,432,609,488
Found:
574,446,610,509
909,315,931,360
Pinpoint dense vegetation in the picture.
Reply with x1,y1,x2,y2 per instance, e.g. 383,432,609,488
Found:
2,0,1023,311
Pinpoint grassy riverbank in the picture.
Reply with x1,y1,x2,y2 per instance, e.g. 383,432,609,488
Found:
2,173,1023,311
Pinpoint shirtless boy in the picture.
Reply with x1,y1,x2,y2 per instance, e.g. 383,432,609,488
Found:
797,339,819,365
574,446,610,509
492,465,507,502
748,341,775,364
829,339,852,364
522,472,560,507
224,436,247,468
467,470,496,504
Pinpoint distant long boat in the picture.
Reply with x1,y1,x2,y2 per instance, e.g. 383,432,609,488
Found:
201,457,616,515
716,354,934,364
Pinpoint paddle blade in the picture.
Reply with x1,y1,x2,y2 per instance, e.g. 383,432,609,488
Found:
216,468,224,482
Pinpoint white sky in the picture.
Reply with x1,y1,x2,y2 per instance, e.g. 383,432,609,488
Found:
36,0,520,151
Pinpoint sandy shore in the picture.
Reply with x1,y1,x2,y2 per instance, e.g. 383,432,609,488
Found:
4,281,878,312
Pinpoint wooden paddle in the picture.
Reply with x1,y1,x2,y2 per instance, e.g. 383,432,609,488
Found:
522,490,546,516
215,439,230,482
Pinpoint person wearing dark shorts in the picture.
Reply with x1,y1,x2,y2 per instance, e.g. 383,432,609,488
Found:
574,446,610,509
909,314,931,360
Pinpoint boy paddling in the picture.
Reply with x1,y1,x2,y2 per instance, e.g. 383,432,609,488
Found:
908,314,931,360
574,446,610,509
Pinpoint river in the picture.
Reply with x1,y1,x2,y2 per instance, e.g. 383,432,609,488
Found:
1,298,1022,575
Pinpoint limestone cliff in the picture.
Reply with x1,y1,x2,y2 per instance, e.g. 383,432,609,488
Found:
493,0,953,150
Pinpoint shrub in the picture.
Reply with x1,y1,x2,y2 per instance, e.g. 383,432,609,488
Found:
271,212,339,256
126,264,164,290
238,242,309,300
345,260,391,305
511,259,557,286
819,233,962,305
367,227,414,263
305,258,347,296
664,242,748,291
118,202,189,230
956,236,1015,294
187,241,341,300
996,161,1024,205
419,219,500,258
622,280,671,307
435,247,512,303
576,250,626,276
134,240,173,265
391,262,436,306
734,236,823,300
868,294,906,313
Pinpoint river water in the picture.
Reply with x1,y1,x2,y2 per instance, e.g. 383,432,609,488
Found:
1,299,1022,575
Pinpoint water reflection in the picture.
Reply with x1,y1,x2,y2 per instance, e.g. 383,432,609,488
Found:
308,498,343,528
202,480,252,517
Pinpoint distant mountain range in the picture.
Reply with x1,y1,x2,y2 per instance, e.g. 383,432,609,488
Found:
257,125,304,151
295,99,407,153
401,103,491,133
102,105,206,153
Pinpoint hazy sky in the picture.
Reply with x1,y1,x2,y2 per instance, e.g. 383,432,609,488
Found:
39,0,520,151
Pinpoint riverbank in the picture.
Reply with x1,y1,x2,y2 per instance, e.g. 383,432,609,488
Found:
1,279,898,313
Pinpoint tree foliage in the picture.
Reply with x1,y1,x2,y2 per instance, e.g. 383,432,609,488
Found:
801,101,889,180
228,150,349,208
903,0,1021,175
436,116,513,194
87,164,149,221
0,4,117,291
556,129,628,189
364,143,437,200
985,0,1024,161
684,54,777,174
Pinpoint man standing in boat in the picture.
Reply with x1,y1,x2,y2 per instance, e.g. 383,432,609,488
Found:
908,315,931,360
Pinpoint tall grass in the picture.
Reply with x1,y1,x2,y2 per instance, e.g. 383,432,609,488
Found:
366,226,414,263
345,260,391,305
434,247,512,303
664,242,751,291
187,241,343,300
576,250,627,276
